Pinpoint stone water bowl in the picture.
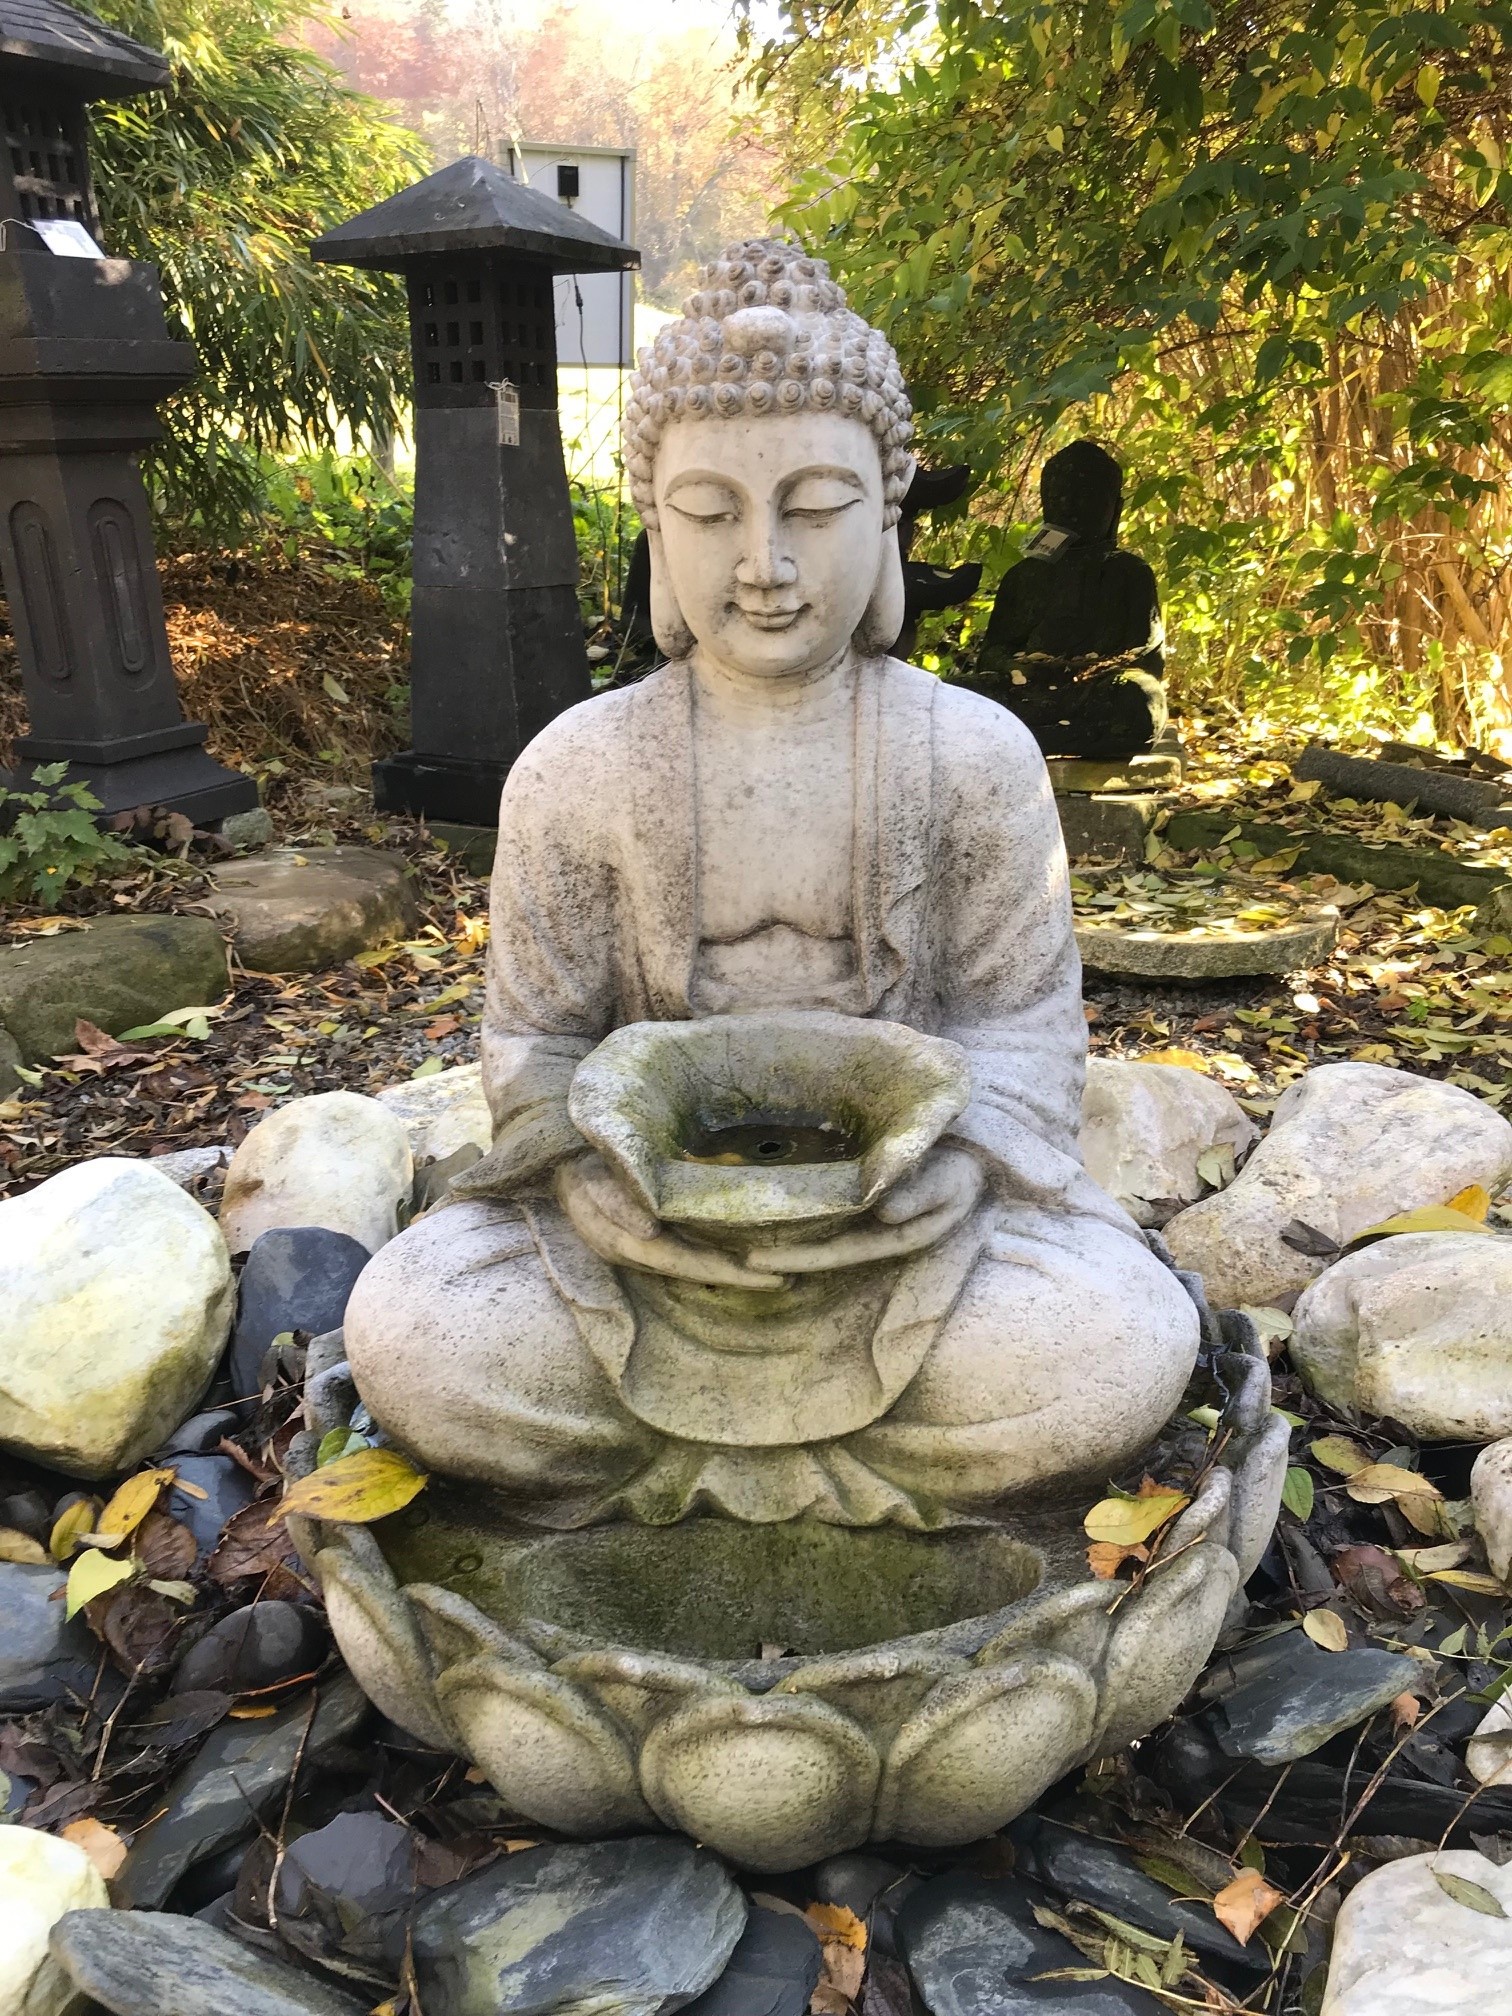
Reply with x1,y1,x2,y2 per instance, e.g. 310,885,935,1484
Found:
566,1009,973,1251
289,1306,1288,1872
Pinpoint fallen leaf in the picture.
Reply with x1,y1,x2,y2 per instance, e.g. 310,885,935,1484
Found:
1332,1542,1426,1618
1087,1539,1150,1580
1428,1569,1509,1595
1309,1434,1372,1477
1433,1867,1508,1917
1141,1048,1210,1072
1347,1204,1494,1247
1449,1184,1492,1222
807,1902,867,2013
209,1498,302,1586
0,1527,48,1564
49,1497,102,1562
1303,1609,1349,1651
1280,1218,1342,1258
66,1548,137,1618
61,1818,128,1881
1084,1483,1189,1547
1213,1866,1285,1944
806,1904,868,1950
95,1468,176,1543
280,1447,429,1524
1391,1691,1423,1730
1196,1142,1237,1190
1282,1468,1315,1520
132,1511,198,1581
1395,1541,1472,1574
1345,1463,1443,1505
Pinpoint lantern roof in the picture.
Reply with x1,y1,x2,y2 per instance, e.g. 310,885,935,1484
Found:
310,155,640,275
0,0,168,97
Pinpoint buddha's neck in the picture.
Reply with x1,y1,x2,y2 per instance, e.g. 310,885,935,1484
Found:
690,645,857,728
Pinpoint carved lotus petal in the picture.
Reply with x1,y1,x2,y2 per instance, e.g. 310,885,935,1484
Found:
640,1690,881,1871
313,1535,452,1751
1091,1541,1239,1756
873,1652,1098,1847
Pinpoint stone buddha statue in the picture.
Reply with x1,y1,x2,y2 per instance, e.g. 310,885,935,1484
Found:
343,242,1198,1533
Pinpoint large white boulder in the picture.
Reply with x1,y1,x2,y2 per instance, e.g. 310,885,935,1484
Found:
1078,1058,1256,1227
1291,1233,1512,1440
1472,1437,1512,1584
0,1823,108,2016
1320,1849,1512,2013
375,1062,492,1164
220,1091,413,1256
0,1160,233,1481
1164,1063,1512,1309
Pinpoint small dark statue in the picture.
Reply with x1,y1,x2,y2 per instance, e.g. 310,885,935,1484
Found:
966,439,1167,759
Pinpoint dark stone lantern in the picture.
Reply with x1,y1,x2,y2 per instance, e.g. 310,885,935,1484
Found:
311,155,639,827
0,0,256,822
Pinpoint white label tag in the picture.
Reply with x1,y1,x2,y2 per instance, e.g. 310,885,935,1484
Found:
490,379,521,447
31,218,105,258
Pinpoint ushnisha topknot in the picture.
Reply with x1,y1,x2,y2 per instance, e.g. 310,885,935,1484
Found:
623,239,915,530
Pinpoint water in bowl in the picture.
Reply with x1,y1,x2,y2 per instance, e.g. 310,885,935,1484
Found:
679,1115,861,1167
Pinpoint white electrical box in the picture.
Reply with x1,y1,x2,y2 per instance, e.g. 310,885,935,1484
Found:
510,142,635,369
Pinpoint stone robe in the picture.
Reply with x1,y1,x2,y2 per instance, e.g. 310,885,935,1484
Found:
344,656,1198,1528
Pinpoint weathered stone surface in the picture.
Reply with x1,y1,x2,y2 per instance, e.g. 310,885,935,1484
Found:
1472,1438,1512,1584
897,1871,1165,2014
230,1227,372,1395
49,1908,365,2016
271,1812,431,1981
114,1673,368,1908
0,1158,233,1479
0,1826,108,2016
158,1408,239,1458
1165,1062,1512,1309
1055,793,1157,863
205,846,417,973
1076,910,1338,980
217,806,276,852
412,1838,746,2016
0,1028,21,1099
375,1061,492,1163
1292,1232,1512,1439
170,1601,327,1698
221,1092,412,1255
682,1907,821,2016
0,1564,104,1714
142,1146,229,1190
1207,1637,1420,1765
1046,748,1182,793
0,914,227,1062
1079,1058,1256,1227
1319,1849,1512,2013
163,1455,257,1555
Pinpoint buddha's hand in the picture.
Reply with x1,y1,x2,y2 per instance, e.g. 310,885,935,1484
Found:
555,1153,785,1291
751,1146,985,1274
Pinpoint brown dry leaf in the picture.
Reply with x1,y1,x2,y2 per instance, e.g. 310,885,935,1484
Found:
1332,1542,1426,1619
1087,1539,1150,1580
209,1498,302,1587
61,1817,128,1881
1391,1691,1423,1731
806,1902,867,2015
132,1510,198,1582
1302,1609,1349,1652
1212,1866,1285,1945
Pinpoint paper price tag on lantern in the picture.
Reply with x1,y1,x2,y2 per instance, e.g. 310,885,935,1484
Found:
490,378,521,448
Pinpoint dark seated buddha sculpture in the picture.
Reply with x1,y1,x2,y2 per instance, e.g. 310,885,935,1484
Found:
961,439,1167,760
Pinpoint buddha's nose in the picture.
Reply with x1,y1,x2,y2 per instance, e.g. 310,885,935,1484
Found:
735,530,798,592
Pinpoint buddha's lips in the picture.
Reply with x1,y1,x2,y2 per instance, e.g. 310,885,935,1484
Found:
736,602,807,630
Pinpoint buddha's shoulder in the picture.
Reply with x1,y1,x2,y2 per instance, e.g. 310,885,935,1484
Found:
510,672,676,783
882,659,1046,778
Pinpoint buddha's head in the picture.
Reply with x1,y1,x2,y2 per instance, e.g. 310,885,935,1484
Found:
625,241,915,677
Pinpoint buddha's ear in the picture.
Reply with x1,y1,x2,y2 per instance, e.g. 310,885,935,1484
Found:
852,523,905,656
646,525,696,659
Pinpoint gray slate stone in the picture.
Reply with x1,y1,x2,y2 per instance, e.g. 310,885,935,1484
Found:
114,1673,368,1908
1075,912,1338,981
205,846,417,973
170,1601,327,1697
412,1837,747,2016
0,913,228,1061
683,1907,821,2016
897,1873,1164,2014
230,1227,371,1397
164,1454,257,1554
49,1907,365,2016
1210,1640,1422,1765
0,1561,105,1712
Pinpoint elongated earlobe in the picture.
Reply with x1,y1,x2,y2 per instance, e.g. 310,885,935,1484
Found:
852,525,905,656
647,527,696,659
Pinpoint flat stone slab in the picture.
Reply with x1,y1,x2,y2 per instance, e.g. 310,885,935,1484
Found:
1047,749,1182,793
0,913,228,1061
1076,910,1338,980
205,846,418,972
1056,793,1158,862
49,1908,366,2016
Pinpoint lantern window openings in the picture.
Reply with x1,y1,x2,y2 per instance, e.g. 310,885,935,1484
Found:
3,98,90,224
407,261,558,400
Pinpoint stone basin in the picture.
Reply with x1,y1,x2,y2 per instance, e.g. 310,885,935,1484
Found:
290,1309,1287,1872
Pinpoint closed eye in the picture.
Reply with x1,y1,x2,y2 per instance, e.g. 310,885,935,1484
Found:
666,480,742,523
783,476,864,520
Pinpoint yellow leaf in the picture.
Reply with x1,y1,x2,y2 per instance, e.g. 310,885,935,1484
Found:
1303,1609,1349,1652
280,1446,429,1524
1428,1569,1508,1595
1141,1048,1210,1073
805,1903,867,1951
1395,1541,1471,1574
1347,1204,1493,1245
1346,1463,1444,1506
1084,1488,1189,1546
1310,1435,1370,1476
0,1527,47,1564
1213,1865,1285,1945
61,1818,128,1881
1417,61,1442,106
1448,1184,1492,1222
49,1497,102,1562
96,1467,176,1543
65,1548,137,1618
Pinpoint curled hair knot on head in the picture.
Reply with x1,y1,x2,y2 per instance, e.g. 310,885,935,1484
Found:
624,238,914,529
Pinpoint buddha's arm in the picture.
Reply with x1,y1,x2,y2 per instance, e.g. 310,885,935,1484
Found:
930,693,1101,1208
